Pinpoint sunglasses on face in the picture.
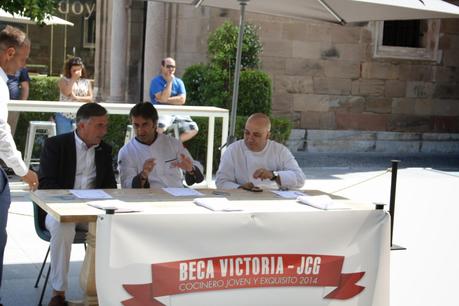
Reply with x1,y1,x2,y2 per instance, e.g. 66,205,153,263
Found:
165,65,176,69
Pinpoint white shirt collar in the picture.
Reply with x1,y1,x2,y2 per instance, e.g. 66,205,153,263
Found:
74,130,97,151
0,67,8,83
243,139,270,155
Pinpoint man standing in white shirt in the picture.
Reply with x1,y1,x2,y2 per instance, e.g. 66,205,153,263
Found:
216,113,305,190
0,25,39,305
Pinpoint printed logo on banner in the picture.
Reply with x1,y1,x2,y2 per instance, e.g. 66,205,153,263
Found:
122,253,365,305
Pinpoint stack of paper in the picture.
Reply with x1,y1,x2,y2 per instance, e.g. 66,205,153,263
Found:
271,190,306,199
296,195,350,210
70,189,112,199
163,187,204,197
86,199,142,213
193,197,242,212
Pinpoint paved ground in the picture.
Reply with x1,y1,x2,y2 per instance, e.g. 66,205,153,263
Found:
2,152,459,306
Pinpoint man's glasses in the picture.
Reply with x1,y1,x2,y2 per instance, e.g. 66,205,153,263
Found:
165,65,176,69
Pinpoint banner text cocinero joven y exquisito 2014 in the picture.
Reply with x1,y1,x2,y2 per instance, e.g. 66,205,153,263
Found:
122,253,365,305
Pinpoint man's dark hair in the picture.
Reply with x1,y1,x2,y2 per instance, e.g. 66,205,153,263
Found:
76,103,107,123
0,25,30,52
130,102,158,123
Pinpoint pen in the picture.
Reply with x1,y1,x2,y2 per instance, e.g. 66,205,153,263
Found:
212,191,230,196
165,158,177,163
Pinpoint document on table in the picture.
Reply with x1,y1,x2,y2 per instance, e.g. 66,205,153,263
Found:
193,197,243,211
297,195,350,210
271,190,306,199
162,187,204,197
86,199,142,213
70,189,112,199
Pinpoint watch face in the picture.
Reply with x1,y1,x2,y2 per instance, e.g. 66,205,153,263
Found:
271,171,279,181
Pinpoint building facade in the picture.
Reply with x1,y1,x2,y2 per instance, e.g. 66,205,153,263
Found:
4,0,459,153
138,3,459,153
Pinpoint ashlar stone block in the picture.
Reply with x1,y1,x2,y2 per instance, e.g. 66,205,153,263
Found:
385,80,406,98
333,43,363,62
432,99,459,116
361,62,399,80
285,58,324,76
263,40,293,58
313,77,352,95
282,23,330,42
392,98,416,115
292,41,323,59
330,26,361,44
275,75,314,94
353,80,385,96
366,97,392,114
293,94,330,112
398,64,433,81
406,81,434,98
323,61,360,79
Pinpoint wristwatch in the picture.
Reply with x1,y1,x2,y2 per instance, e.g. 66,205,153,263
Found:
270,171,279,181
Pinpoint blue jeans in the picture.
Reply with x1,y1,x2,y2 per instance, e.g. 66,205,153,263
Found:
55,113,74,135
0,168,11,289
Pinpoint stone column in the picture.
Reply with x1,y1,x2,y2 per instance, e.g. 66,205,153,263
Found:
143,2,165,101
109,0,129,102
94,0,111,101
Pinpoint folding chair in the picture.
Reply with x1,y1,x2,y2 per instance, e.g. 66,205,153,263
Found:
32,203,87,306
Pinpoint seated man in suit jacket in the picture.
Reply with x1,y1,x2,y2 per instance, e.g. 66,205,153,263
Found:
38,103,117,306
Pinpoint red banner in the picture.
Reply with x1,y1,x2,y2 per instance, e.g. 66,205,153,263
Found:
122,253,365,306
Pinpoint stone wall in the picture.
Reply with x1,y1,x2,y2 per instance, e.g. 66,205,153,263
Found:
142,5,459,152
256,17,459,134
165,6,459,127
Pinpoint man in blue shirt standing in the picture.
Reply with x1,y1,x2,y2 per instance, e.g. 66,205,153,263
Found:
149,57,198,142
7,67,30,135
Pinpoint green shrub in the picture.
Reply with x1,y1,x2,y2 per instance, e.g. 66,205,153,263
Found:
208,21,263,72
29,75,59,101
182,64,207,106
183,66,271,116
238,69,272,116
270,117,293,144
104,115,130,159
184,21,271,117
182,64,230,108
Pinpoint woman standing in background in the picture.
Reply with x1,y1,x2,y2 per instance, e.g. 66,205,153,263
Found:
55,57,93,134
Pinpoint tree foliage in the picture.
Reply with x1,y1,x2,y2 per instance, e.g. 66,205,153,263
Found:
0,0,58,25
184,21,270,115
207,21,263,72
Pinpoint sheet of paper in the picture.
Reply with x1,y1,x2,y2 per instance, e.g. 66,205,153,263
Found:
70,189,112,199
193,197,243,211
86,199,142,213
297,195,350,210
162,187,204,197
271,190,306,199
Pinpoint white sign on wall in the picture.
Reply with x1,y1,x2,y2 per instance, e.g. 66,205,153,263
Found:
58,0,95,18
